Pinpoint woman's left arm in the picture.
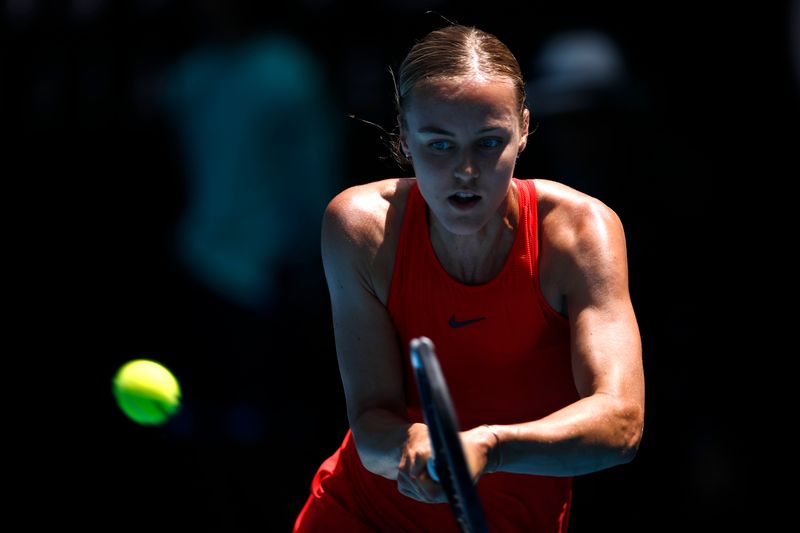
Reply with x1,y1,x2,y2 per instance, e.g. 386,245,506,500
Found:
465,198,645,478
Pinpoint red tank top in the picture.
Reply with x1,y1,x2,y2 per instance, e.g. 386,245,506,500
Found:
389,179,578,429
295,179,579,533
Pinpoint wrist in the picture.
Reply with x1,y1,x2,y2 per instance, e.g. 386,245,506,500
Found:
481,424,502,473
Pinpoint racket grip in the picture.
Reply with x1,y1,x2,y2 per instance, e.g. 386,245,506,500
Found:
427,458,440,482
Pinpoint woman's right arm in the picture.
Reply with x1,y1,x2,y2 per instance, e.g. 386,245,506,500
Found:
321,185,429,481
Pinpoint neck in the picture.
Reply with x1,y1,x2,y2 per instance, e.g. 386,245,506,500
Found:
429,184,518,285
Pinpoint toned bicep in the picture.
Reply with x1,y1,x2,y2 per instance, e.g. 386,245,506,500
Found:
321,199,406,427
565,209,644,405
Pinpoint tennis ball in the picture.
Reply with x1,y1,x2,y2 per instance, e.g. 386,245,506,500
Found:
112,359,181,426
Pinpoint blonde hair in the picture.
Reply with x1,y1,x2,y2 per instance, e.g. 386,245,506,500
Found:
392,25,527,165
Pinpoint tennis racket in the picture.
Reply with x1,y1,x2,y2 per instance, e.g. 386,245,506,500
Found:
409,336,488,533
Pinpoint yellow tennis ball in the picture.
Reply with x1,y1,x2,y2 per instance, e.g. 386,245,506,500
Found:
112,359,181,426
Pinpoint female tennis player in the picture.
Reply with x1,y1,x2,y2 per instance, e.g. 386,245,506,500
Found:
294,24,645,532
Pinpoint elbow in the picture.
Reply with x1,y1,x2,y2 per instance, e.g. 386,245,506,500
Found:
618,439,639,465
348,407,409,480
616,402,644,464
350,425,392,479
349,414,386,478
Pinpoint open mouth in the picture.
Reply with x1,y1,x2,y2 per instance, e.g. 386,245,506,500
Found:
448,191,482,208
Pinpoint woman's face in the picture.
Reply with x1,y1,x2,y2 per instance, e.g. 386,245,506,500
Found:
400,77,528,236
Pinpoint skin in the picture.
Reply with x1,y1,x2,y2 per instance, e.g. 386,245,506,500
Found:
321,76,644,504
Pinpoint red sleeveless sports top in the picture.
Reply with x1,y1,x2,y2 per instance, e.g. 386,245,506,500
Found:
388,178,578,430
295,179,579,533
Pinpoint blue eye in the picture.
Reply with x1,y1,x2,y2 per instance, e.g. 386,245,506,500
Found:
429,140,453,151
479,138,503,149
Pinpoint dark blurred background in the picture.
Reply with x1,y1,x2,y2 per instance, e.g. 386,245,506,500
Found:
7,0,796,530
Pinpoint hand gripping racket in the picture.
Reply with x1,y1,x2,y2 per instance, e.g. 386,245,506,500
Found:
409,336,488,533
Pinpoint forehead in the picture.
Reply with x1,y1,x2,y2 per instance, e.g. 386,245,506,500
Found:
403,77,519,130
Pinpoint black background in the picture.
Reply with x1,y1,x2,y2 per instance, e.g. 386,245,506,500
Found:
7,1,795,530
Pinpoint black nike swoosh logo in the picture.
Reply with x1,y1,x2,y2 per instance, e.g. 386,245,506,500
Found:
448,315,486,328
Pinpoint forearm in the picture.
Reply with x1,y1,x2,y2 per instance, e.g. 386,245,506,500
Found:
490,394,644,477
350,408,419,480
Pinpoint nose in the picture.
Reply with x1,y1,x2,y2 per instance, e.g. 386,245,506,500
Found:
453,150,479,182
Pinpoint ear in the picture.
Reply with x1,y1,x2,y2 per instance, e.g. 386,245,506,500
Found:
398,114,411,157
397,115,408,150
518,108,530,153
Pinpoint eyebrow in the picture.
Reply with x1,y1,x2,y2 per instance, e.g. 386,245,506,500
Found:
417,126,506,135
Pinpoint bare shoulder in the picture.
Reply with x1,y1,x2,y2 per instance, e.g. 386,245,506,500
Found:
533,179,628,298
533,179,624,248
323,178,415,249
322,178,415,302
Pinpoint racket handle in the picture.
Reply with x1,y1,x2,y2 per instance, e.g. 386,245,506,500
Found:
427,458,440,482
